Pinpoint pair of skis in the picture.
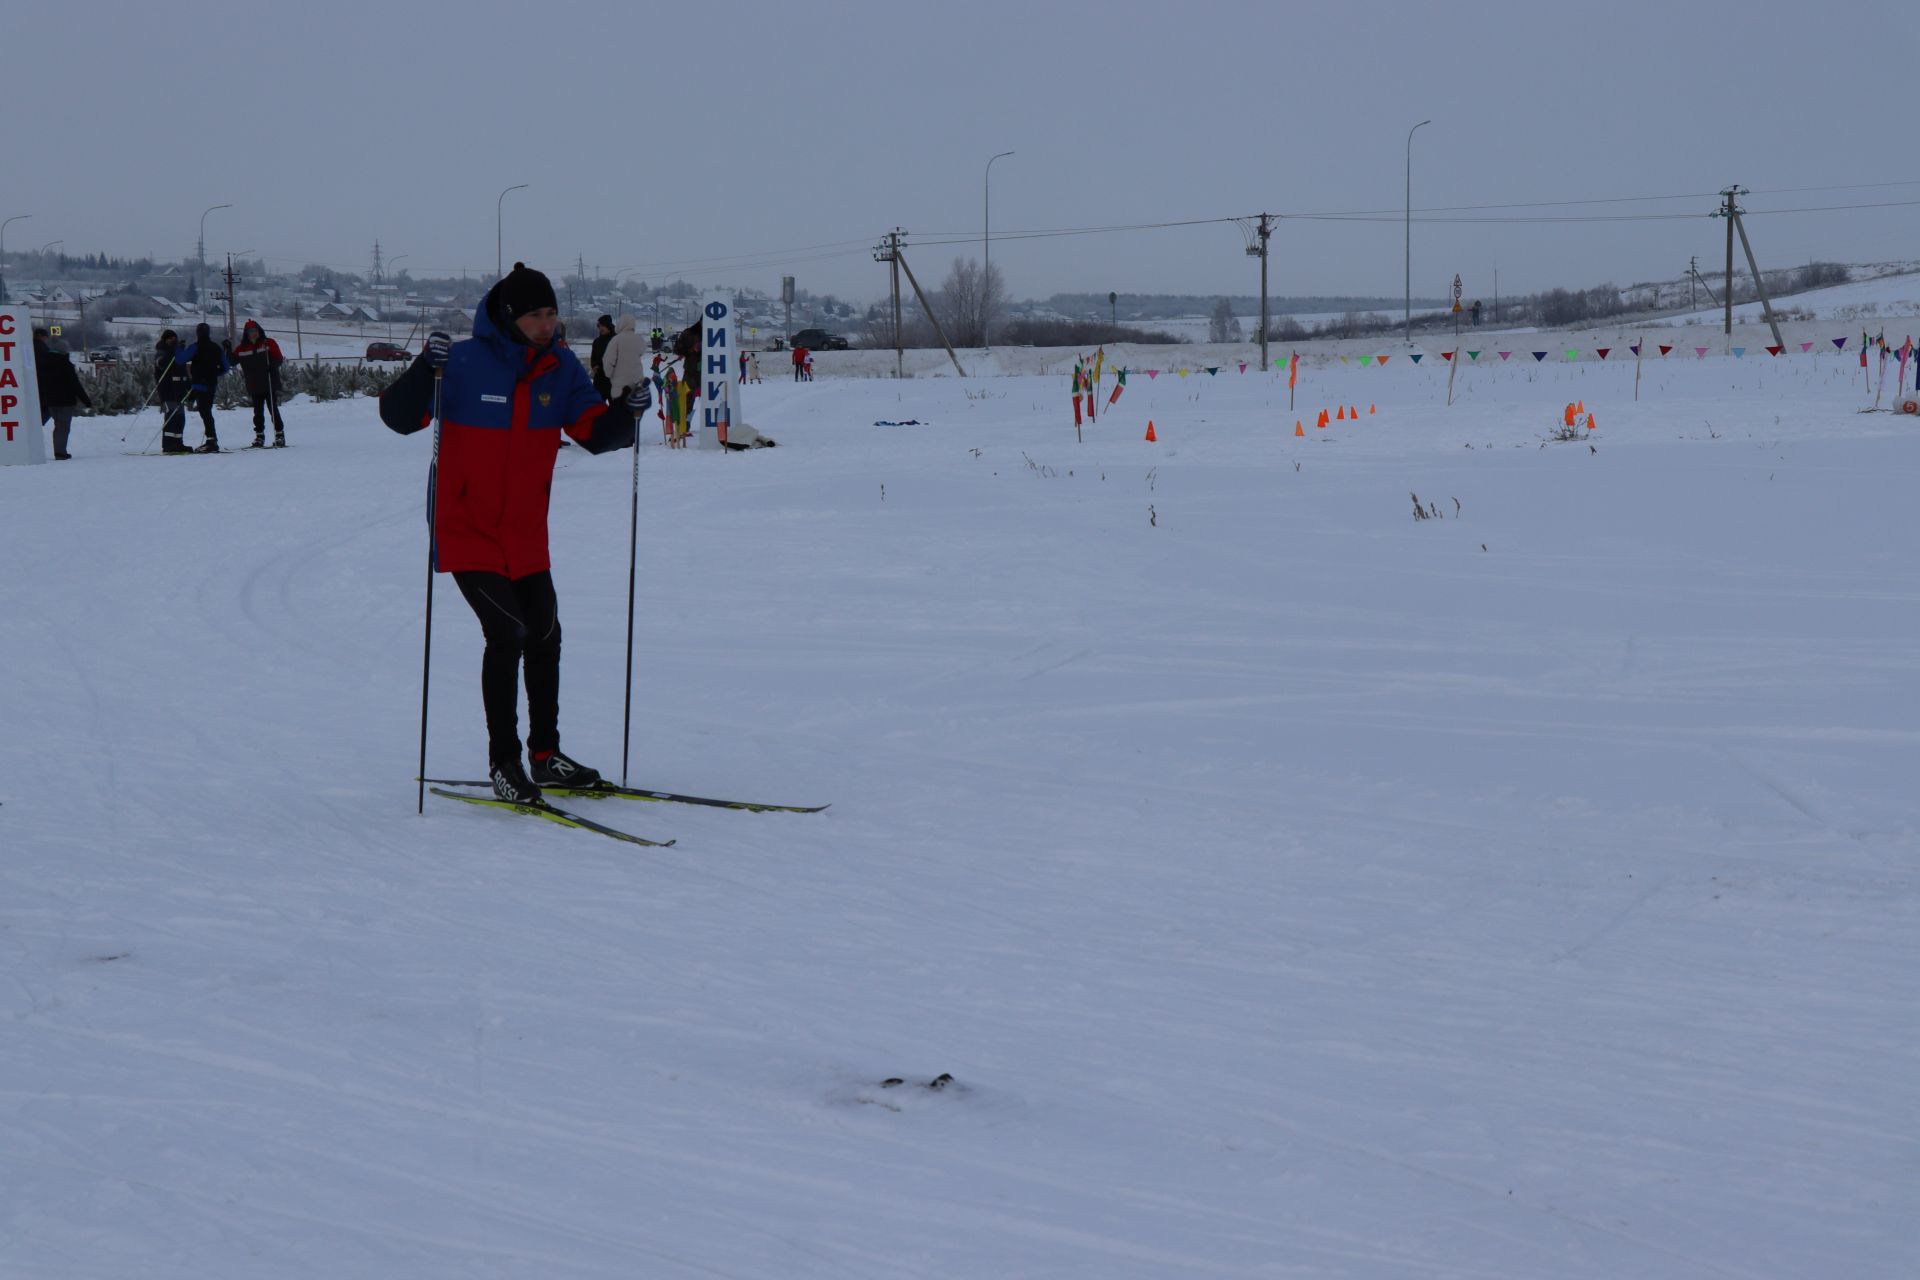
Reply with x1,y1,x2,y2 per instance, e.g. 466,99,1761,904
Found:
424,777,829,848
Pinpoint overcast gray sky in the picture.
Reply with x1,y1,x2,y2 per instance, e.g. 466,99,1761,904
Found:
8,0,1906,306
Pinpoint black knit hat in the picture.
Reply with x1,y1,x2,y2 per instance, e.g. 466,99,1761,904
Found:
496,262,557,320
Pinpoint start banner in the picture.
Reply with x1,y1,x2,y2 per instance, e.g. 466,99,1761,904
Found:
0,306,46,466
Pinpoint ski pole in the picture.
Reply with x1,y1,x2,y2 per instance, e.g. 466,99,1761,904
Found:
130,355,176,449
417,366,443,815
621,413,641,787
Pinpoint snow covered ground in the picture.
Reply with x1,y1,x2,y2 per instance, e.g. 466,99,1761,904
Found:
4,349,1916,1278
1655,266,1920,328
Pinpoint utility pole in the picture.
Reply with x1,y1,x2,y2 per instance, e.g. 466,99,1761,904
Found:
1718,187,1737,336
874,229,906,378
1248,213,1274,368
1710,185,1783,350
1689,256,1697,310
372,239,384,286
223,253,239,341
878,230,966,378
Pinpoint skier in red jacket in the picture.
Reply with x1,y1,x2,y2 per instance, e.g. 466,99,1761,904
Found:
231,320,288,447
379,263,647,803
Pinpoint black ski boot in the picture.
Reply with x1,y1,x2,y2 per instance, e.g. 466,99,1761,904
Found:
249,432,267,449
271,432,287,448
490,758,542,804
530,748,601,789
195,436,221,454
162,432,191,454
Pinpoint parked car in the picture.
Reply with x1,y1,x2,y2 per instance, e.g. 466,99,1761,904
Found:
788,328,849,351
365,342,410,362
89,345,125,366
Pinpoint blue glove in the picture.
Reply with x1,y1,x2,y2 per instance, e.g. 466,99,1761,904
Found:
625,381,652,415
426,331,452,369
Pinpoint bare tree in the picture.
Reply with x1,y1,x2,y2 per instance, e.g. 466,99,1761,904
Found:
937,256,1006,348
1208,297,1243,343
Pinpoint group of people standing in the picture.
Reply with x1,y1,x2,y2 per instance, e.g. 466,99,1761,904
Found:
152,320,289,453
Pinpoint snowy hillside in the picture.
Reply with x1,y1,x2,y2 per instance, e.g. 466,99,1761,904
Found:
1657,266,1920,328
3,349,1915,1278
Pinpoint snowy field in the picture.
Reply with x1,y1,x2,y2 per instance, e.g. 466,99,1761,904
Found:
1656,266,1920,327
3,349,1916,1278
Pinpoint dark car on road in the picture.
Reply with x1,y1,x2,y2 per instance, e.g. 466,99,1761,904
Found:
365,342,410,362
789,328,849,351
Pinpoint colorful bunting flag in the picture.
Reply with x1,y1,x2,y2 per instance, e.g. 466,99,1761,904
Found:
1359,355,1373,366
1108,366,1127,407
1147,369,1159,379
1732,347,1745,358
1467,351,1481,361
1289,352,1298,392
1498,351,1511,360
1440,350,1454,362
1410,353,1424,364
1532,352,1547,362
1565,349,1579,361
1629,344,1641,356
1596,348,1610,360
1237,362,1246,373
1832,337,1847,350
1694,347,1708,357
1376,355,1390,366
1206,367,1219,376
1659,345,1672,355
1800,342,1814,353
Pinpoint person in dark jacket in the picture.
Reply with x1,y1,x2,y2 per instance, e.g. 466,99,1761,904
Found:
32,329,93,460
588,314,615,403
153,329,195,453
378,262,646,804
230,319,288,447
177,321,230,451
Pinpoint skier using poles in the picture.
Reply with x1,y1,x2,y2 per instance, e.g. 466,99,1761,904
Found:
231,320,288,447
379,262,646,804
153,329,194,453
177,321,230,452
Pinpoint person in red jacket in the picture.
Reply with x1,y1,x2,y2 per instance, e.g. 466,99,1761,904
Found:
790,343,808,382
230,319,288,447
379,263,647,803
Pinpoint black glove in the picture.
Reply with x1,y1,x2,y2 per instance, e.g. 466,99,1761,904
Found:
426,331,452,369
625,382,652,415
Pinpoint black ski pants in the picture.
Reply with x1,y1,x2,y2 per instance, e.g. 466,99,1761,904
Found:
190,388,218,442
453,569,563,765
249,386,285,434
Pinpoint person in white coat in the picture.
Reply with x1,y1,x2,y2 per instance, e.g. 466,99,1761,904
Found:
600,315,650,402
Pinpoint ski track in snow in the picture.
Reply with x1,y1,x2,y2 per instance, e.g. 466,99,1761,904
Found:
2,351,1917,1278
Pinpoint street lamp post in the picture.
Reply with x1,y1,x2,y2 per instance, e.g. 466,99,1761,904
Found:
983,150,1013,351
497,184,529,278
0,214,32,304
1404,121,1429,343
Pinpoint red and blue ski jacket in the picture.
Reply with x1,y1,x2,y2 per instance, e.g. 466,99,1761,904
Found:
379,295,635,577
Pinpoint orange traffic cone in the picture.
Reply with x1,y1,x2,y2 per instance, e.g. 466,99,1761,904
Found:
1349,406,1358,419
1585,413,1596,431
1563,403,1576,427
1317,409,1329,428
1144,421,1157,442
1369,403,1376,415
1336,405,1346,421
1294,421,1305,436
1576,400,1585,414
